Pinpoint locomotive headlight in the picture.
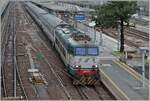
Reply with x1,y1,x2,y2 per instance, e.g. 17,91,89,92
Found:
75,65,79,68
75,65,81,68
92,65,98,68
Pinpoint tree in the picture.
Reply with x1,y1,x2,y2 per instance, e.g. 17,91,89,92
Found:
95,1,137,52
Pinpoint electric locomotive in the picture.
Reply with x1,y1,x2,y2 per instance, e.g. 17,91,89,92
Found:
25,2,100,85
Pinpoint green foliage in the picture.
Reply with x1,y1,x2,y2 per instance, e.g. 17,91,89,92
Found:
95,1,137,52
112,51,124,57
36,53,44,60
95,1,137,28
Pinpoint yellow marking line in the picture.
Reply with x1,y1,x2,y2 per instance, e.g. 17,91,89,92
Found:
101,70,130,100
113,60,149,86
88,77,93,85
120,61,149,84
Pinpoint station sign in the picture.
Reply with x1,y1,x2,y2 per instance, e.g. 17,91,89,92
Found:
74,14,86,22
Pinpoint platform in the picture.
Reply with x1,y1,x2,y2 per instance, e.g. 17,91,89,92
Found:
33,1,94,13
100,60,149,100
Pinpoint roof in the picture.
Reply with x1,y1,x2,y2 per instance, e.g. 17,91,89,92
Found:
26,2,66,28
26,2,47,14
55,24,97,48
34,2,95,12
43,14,65,28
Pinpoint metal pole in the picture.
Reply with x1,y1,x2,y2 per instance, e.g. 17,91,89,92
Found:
94,26,96,43
125,51,128,63
75,7,77,28
142,51,145,88
100,30,103,46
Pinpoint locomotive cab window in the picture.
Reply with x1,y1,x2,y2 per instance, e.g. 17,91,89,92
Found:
87,48,98,56
75,48,86,56
74,47,99,56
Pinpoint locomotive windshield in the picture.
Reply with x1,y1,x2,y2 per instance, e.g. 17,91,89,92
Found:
75,48,86,56
87,48,98,56
75,47,98,56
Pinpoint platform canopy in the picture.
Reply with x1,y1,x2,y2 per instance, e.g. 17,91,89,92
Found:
34,2,95,12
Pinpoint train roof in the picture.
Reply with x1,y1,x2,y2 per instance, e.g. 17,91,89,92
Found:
26,2,98,49
43,14,65,28
26,2,67,28
26,2,47,14
55,24,97,47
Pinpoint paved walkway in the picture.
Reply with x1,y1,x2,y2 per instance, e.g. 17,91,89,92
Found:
100,60,149,100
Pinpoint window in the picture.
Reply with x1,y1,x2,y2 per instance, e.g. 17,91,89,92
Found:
55,38,66,57
74,47,99,56
75,48,86,56
87,48,98,56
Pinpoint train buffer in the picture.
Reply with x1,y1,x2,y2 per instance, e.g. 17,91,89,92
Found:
1,96,24,100
28,69,48,85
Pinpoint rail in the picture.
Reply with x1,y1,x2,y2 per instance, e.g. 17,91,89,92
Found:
1,3,15,97
75,86,89,100
1,2,27,99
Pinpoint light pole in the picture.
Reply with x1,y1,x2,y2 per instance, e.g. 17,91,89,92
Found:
94,26,96,43
89,21,96,43
99,30,103,46
138,47,149,88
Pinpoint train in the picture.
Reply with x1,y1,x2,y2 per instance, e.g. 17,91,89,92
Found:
25,2,100,85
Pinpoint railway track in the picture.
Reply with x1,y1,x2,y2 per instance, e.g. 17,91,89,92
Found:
13,4,28,99
15,2,40,99
1,1,116,100
1,2,16,97
24,2,116,100
102,28,148,48
1,4,12,97
75,86,89,99
125,28,149,41
1,2,27,99
22,14,72,99
23,3,74,99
